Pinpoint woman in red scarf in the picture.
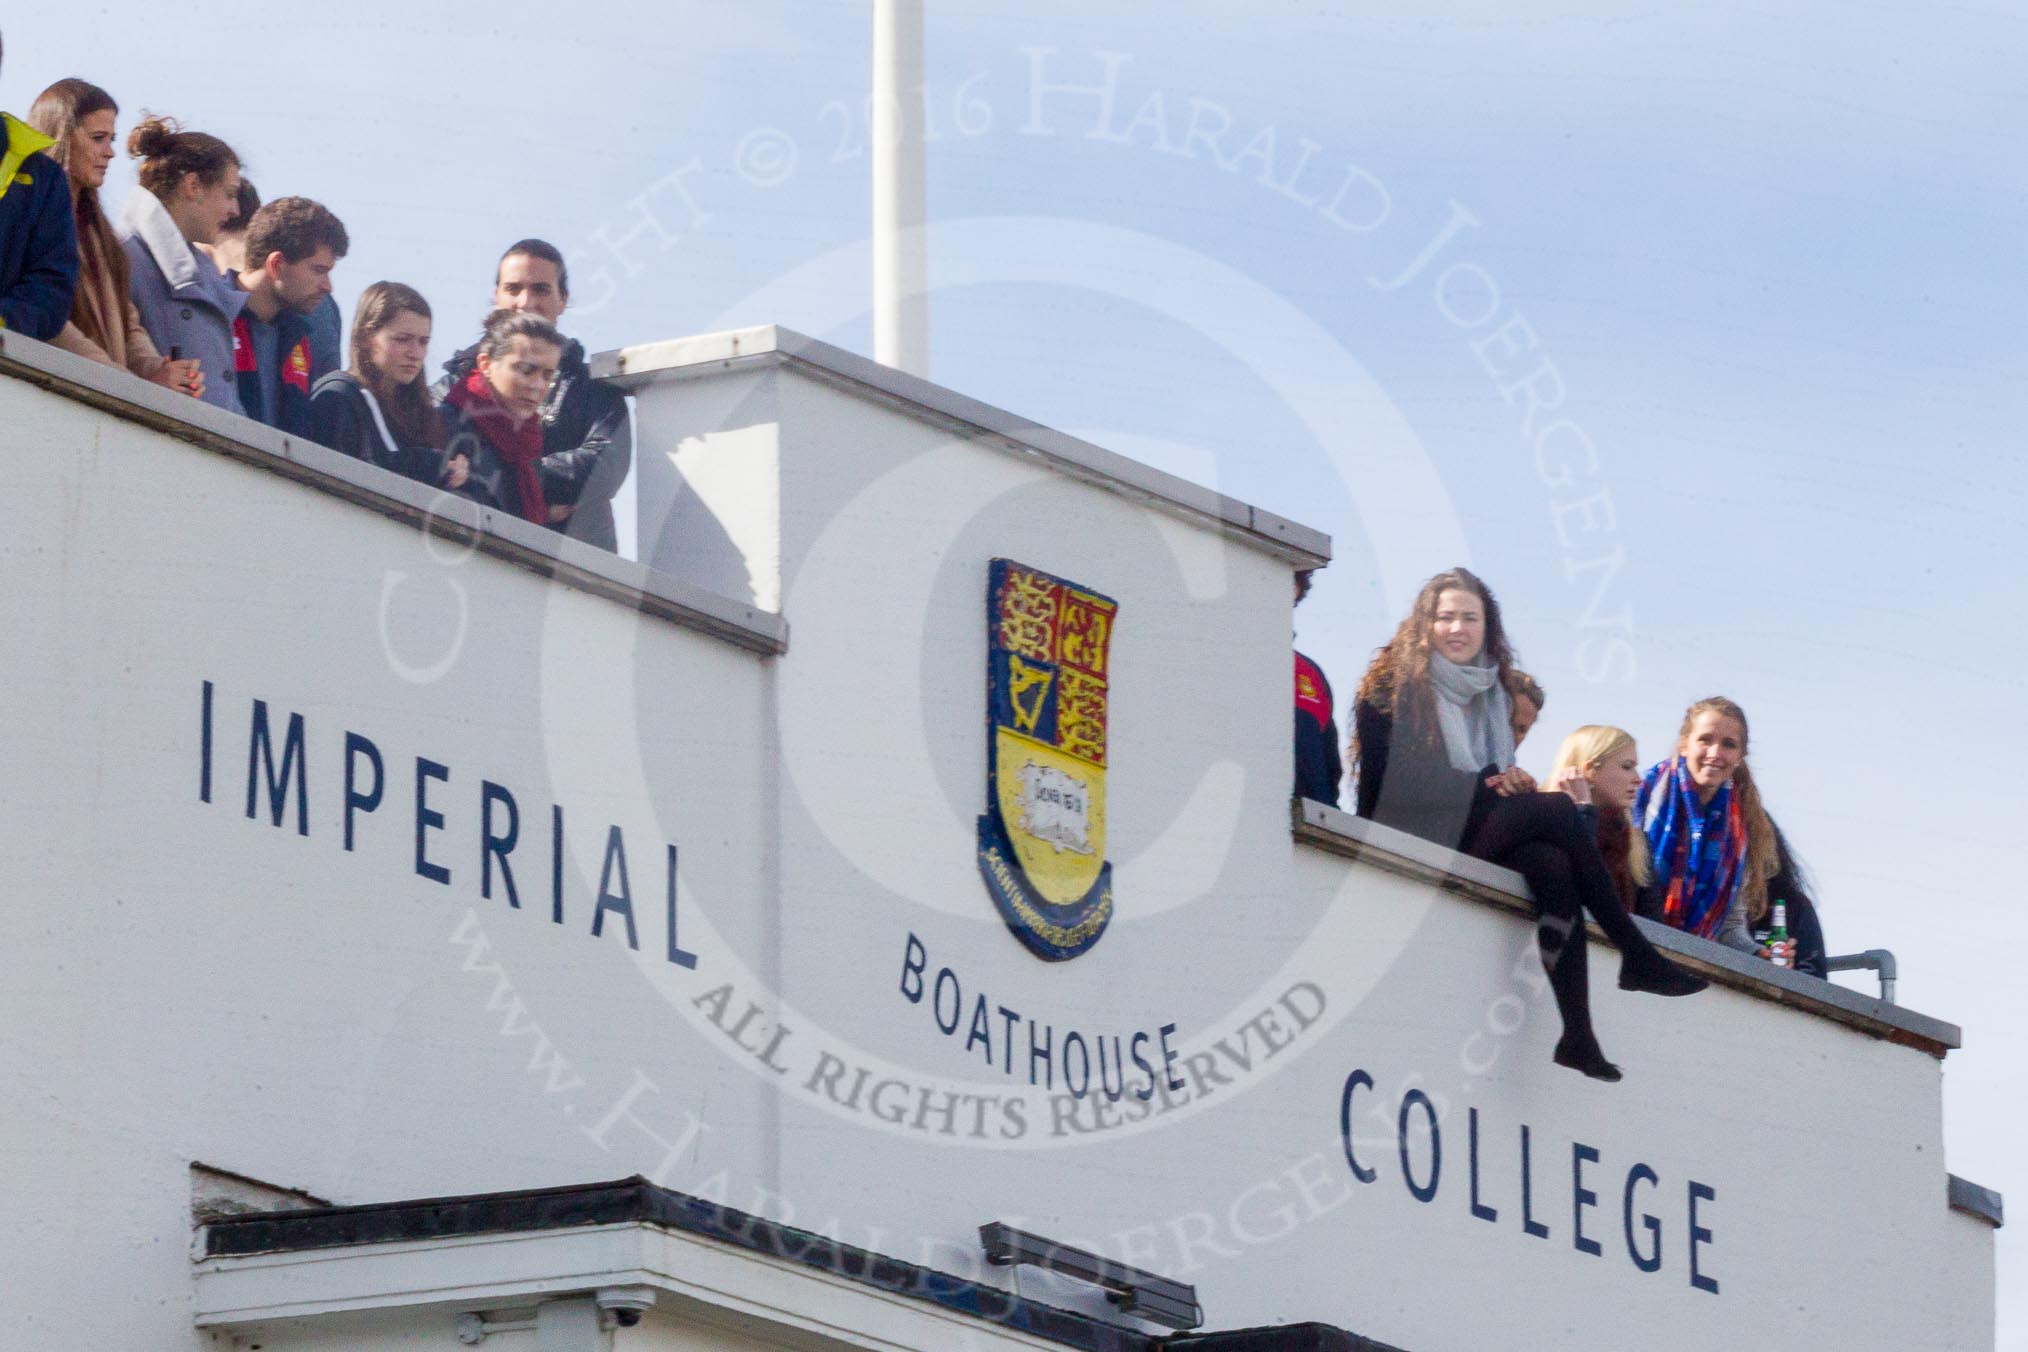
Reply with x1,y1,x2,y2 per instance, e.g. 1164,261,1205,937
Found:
439,308,572,526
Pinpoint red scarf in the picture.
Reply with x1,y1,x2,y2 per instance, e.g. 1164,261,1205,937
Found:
445,367,548,525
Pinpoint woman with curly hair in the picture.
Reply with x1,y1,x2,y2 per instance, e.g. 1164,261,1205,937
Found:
1638,697,1826,976
1352,568,1705,1081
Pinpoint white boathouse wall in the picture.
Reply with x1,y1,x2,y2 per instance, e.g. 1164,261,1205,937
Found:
0,329,1994,1351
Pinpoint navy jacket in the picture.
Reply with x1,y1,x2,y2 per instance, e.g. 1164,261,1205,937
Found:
234,306,332,438
1294,651,1342,806
308,371,449,487
0,114,79,341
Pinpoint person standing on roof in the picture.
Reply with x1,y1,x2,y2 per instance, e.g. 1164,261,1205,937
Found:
29,78,201,395
434,239,631,551
0,31,81,341
1292,568,1341,807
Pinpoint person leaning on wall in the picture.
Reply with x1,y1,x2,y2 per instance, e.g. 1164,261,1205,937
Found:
117,113,245,415
28,78,200,396
0,30,81,341
1636,696,1827,978
434,239,631,551
310,280,462,491
229,196,347,437
438,307,567,523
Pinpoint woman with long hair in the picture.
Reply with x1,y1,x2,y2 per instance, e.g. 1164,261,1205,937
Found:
1638,697,1826,976
28,79,199,395
1351,568,1705,1081
117,113,245,414
1547,725,1653,911
310,282,453,486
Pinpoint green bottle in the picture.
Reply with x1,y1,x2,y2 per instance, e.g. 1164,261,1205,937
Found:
1767,902,1791,969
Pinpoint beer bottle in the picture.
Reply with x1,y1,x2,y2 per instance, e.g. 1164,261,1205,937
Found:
1767,902,1791,969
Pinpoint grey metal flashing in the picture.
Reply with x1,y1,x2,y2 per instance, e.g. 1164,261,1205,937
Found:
1947,1174,2004,1228
594,325,1334,569
0,331,786,656
202,1175,1160,1351
1292,798,1963,1057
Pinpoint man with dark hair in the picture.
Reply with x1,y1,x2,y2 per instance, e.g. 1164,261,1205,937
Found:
0,28,81,339
435,238,631,552
1292,568,1342,806
232,195,348,435
1509,670,1546,746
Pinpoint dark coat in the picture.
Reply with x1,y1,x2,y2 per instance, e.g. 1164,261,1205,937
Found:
0,118,79,341
1294,651,1342,806
1352,695,1498,849
437,399,535,520
436,336,630,550
308,371,449,487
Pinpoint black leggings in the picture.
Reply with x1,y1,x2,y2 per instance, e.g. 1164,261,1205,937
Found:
1463,792,1666,1049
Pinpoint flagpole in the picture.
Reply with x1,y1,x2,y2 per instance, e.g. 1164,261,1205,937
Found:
872,0,929,377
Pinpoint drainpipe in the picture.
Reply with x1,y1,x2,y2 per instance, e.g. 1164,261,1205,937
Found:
1826,949,1897,1004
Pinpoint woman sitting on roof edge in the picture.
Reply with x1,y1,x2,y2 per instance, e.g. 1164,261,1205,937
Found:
1350,567,1707,1083
1638,696,1826,978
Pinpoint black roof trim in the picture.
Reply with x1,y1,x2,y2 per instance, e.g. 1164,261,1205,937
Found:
202,1175,1157,1351
1948,1174,2004,1228
1166,1321,1411,1351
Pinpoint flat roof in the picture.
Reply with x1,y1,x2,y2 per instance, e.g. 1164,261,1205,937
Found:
202,1176,1391,1351
0,331,787,657
1292,798,1965,1057
593,325,1334,569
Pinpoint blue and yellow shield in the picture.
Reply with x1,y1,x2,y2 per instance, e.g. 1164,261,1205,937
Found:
977,559,1116,961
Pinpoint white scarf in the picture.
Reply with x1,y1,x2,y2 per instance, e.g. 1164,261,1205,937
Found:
1428,653,1515,774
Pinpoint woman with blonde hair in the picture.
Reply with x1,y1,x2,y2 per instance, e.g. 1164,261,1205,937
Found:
1351,568,1705,1082
1548,725,1653,911
1637,697,1825,975
27,79,199,394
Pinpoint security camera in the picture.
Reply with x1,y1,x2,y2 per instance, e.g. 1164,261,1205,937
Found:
595,1285,656,1329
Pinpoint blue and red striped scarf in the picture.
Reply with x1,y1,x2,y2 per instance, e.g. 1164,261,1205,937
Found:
1636,756,1746,940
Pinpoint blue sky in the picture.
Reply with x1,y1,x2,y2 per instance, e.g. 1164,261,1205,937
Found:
10,0,2024,1334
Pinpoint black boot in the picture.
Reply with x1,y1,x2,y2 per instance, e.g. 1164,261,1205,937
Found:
1618,951,1709,997
1554,1032,1623,1083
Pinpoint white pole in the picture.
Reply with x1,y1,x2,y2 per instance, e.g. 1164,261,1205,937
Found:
872,0,929,377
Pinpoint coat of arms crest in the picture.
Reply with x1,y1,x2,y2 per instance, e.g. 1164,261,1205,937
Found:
977,558,1117,961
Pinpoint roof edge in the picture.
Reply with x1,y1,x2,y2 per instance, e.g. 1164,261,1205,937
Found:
593,325,1333,569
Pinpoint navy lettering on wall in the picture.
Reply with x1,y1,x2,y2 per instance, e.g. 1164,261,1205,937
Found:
1398,1089,1440,1204
592,825,639,950
1572,1142,1602,1256
1469,1106,1498,1223
1339,1070,1376,1184
1521,1124,1549,1239
414,757,450,884
246,699,309,836
200,680,214,804
550,804,565,924
1688,1181,1719,1294
481,780,520,907
664,844,698,969
343,732,383,852
1625,1164,1662,1273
